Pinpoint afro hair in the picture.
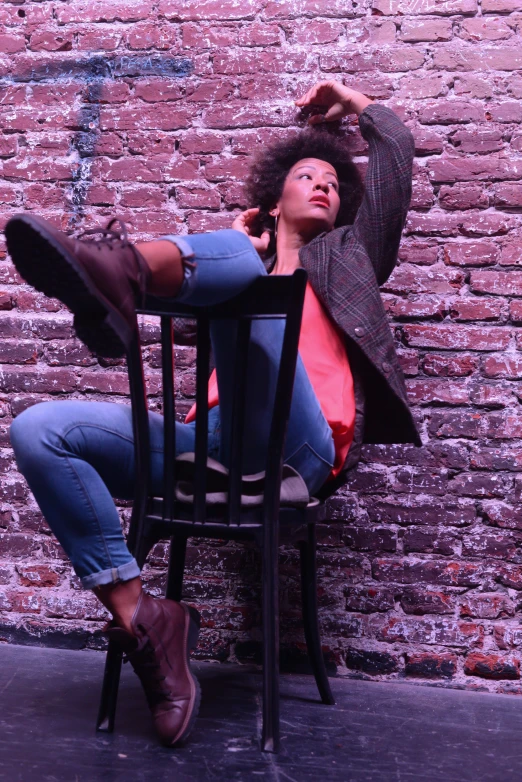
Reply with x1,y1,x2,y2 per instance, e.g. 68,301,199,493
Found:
243,128,364,255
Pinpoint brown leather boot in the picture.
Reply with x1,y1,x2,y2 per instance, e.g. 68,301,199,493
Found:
106,592,201,747
4,214,151,357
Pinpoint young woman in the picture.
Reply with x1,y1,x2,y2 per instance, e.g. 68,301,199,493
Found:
6,80,418,747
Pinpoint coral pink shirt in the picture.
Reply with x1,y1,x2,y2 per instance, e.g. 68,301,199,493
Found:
186,282,356,480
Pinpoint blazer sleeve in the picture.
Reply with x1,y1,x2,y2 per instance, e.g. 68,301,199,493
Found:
351,104,415,286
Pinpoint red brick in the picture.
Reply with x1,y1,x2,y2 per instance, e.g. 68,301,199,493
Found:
482,0,522,10
16,564,60,588
482,412,522,439
344,587,394,614
400,19,453,42
400,587,455,615
487,102,522,123
126,22,173,50
450,129,504,154
376,617,484,647
0,368,77,394
238,22,282,46
464,652,519,680
423,353,479,377
203,101,295,129
384,294,445,319
471,270,522,297
402,324,511,351
474,452,522,474
460,212,515,237
161,0,263,20
383,264,463,295
460,593,514,619
0,341,38,364
289,20,343,45
29,29,73,52
429,156,522,183
119,185,166,209
439,184,488,210
450,298,502,321
444,241,499,266
372,558,481,587
405,652,457,678
174,184,221,209
406,378,470,405
0,33,25,53
345,648,399,675
134,79,185,103
510,300,522,322
459,18,513,41
483,355,522,379
100,104,192,131
500,244,522,267
451,473,510,499
492,183,522,208
399,75,450,101
373,0,477,13
454,75,494,100
92,157,166,183
262,0,356,19
55,0,151,23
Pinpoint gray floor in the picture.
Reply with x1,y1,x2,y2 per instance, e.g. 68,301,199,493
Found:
0,644,521,781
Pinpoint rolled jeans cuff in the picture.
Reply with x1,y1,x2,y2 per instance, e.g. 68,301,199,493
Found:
80,558,141,589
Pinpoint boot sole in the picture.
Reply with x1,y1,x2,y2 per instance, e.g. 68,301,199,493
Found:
5,215,133,358
164,603,202,748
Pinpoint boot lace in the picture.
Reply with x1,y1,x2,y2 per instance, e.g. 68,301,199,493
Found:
76,218,148,306
124,632,172,707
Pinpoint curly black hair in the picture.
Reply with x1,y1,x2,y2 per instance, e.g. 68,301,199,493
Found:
243,128,364,255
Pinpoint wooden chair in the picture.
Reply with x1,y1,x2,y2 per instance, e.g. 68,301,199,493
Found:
96,268,335,752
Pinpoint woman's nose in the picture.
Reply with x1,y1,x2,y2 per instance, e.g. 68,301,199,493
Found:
313,181,329,192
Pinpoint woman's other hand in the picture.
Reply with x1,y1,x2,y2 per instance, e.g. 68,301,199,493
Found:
295,80,374,123
232,208,271,253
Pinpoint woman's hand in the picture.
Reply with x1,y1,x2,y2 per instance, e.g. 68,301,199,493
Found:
295,80,374,123
232,208,271,253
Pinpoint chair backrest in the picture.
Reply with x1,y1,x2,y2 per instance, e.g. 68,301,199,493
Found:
126,268,308,545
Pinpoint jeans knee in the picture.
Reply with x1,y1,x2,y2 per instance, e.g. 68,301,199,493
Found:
10,402,56,470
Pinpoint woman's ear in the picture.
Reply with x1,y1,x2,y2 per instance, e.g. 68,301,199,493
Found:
269,208,279,218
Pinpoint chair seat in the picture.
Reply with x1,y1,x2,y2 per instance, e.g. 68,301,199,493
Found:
144,496,325,542
172,452,311,508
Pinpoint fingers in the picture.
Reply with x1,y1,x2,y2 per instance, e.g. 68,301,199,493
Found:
295,80,337,107
258,231,271,252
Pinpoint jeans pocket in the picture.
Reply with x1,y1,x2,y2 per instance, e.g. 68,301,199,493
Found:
285,441,334,495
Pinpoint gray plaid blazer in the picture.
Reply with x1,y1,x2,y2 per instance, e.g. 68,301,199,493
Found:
176,103,421,484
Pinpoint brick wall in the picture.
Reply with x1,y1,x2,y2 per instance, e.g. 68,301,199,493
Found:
1,0,522,692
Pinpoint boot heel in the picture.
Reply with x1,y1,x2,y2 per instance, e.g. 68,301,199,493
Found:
187,606,201,651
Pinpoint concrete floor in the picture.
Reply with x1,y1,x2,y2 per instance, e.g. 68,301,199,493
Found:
0,644,522,781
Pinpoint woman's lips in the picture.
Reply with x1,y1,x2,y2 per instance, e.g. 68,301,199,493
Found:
309,196,330,208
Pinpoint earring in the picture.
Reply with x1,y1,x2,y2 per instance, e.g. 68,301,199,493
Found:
274,214,278,238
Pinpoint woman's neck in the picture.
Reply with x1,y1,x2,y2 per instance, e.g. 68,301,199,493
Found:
271,227,304,275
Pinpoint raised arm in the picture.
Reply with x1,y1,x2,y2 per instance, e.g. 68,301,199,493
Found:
295,81,414,286
353,104,414,285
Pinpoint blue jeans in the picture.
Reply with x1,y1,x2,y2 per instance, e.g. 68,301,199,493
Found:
10,230,335,589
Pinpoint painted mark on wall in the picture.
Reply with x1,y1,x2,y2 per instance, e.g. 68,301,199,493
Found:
4,55,194,224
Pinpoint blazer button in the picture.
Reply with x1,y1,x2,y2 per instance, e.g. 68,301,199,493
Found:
382,361,392,374
354,326,365,338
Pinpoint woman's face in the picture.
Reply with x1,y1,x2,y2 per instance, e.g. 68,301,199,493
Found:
276,157,341,238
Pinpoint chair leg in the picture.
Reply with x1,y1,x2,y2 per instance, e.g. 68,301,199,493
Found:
299,524,335,705
165,536,187,602
96,639,124,732
261,523,280,753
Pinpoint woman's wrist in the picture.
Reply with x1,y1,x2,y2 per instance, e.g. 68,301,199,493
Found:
339,85,374,117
